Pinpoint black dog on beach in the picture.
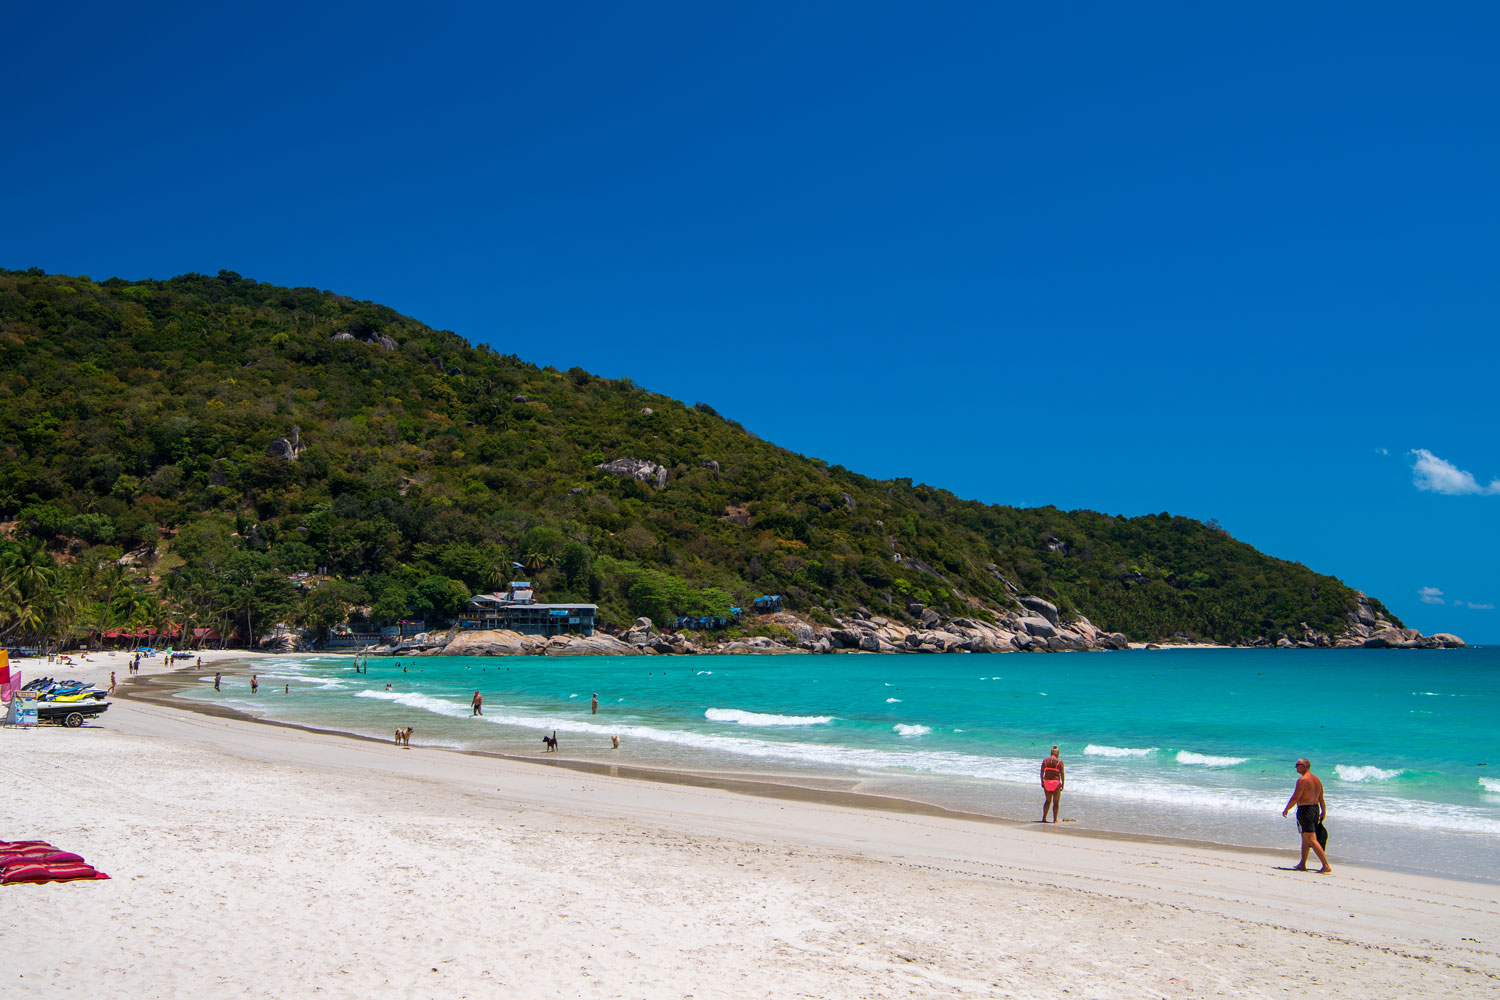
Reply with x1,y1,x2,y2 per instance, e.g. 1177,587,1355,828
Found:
542,731,558,752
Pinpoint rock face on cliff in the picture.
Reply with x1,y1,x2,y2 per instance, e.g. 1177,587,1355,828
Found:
595,457,668,488
265,426,307,462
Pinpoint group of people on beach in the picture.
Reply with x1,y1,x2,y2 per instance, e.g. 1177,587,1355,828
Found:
1041,746,1331,872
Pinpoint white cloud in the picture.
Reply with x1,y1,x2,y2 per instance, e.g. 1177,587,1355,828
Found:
1465,602,1494,611
1418,586,1445,605
1409,449,1500,495
1375,447,1389,456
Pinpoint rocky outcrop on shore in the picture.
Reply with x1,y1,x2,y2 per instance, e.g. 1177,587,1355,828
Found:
1245,592,1467,650
351,590,1463,658
428,628,644,657
802,601,1128,656
375,596,1129,658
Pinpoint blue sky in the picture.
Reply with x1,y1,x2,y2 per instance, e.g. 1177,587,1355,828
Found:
4,3,1497,639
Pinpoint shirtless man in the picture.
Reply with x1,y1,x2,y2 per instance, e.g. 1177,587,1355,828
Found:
471,690,483,716
1281,758,1331,872
1040,745,1065,823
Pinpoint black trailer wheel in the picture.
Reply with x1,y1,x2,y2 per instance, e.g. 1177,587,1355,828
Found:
64,712,84,728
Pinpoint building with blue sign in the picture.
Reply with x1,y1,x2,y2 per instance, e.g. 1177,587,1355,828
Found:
458,581,597,636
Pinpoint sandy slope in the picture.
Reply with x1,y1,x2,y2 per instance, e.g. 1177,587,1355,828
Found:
1,690,1496,999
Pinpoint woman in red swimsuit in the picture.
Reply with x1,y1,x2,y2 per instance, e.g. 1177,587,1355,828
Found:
1040,745,1065,824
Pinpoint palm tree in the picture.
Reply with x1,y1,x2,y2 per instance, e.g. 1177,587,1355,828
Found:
0,579,46,642
1,538,55,596
484,547,510,592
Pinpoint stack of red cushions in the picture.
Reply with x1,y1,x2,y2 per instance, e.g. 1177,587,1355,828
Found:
0,840,110,883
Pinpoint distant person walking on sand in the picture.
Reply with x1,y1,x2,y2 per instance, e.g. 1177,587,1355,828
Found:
591,693,598,715
109,671,116,694
251,674,259,694
1282,758,1332,872
471,690,483,716
1040,745,1065,824
196,655,201,668
214,672,221,691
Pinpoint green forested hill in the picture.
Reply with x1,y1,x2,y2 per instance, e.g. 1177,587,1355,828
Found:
0,268,1398,645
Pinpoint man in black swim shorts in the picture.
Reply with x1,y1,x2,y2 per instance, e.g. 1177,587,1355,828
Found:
1281,758,1331,872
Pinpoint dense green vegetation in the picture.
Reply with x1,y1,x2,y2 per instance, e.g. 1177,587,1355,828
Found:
0,268,1399,647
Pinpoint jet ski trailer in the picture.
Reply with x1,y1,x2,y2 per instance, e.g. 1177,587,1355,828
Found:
36,700,111,727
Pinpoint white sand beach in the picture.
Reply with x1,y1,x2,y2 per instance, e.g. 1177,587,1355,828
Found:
2,672,1496,999
3,646,252,693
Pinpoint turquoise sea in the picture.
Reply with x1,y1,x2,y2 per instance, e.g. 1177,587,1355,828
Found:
176,647,1500,880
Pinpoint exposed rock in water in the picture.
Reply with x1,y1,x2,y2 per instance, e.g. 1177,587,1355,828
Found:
545,633,641,656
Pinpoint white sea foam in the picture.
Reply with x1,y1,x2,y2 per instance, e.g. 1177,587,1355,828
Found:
569,693,578,698
704,708,833,726
1480,778,1500,795
696,671,712,675
354,689,472,719
894,724,931,737
1176,751,1247,767
1335,764,1405,783
1084,744,1158,758
886,697,902,703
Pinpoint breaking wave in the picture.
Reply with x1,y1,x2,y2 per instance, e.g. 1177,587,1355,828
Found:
704,708,832,726
1335,765,1405,783
1176,751,1247,768
1084,744,1158,758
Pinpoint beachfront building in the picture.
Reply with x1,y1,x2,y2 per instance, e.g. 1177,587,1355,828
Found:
458,581,597,637
377,620,428,641
323,623,384,649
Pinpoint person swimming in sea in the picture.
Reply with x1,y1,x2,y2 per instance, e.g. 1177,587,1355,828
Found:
1040,745,1065,824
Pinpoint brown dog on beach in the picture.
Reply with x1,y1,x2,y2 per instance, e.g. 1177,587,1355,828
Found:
394,727,413,747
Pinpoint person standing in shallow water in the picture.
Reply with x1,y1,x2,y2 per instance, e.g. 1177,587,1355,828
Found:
1282,758,1332,872
250,674,259,694
591,693,598,715
214,672,221,691
1040,745,1065,823
471,690,483,716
